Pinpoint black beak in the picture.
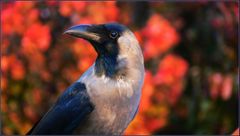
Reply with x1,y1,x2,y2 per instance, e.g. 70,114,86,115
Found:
64,24,101,42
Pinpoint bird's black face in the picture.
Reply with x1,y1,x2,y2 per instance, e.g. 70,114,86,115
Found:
64,23,127,78
64,23,125,58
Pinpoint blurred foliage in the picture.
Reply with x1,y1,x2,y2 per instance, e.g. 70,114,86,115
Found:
1,1,238,135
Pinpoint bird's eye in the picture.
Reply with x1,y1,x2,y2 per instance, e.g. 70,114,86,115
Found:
109,31,118,39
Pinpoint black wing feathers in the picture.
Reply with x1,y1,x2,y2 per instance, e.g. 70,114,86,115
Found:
28,82,94,135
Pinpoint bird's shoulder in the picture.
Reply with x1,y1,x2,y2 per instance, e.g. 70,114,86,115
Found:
56,82,90,105
28,82,94,134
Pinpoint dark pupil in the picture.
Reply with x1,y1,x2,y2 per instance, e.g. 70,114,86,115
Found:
110,32,118,38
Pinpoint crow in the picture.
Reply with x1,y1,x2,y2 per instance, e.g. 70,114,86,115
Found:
27,23,145,135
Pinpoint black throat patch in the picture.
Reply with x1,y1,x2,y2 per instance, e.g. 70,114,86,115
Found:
94,53,118,78
90,24,127,78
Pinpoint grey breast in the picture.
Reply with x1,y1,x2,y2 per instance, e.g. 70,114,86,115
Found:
73,65,143,135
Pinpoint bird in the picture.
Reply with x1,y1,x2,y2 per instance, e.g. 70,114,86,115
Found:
27,23,145,135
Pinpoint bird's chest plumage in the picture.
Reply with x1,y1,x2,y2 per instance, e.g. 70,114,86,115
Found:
75,67,142,134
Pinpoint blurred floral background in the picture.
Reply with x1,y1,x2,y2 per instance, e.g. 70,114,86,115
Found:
1,1,238,135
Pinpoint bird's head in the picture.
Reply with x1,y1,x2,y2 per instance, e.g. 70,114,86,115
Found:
64,23,144,79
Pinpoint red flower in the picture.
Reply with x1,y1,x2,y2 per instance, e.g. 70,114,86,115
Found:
154,54,188,105
8,55,26,80
154,54,188,85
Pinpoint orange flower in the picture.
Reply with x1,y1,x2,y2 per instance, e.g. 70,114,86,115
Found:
125,71,155,135
167,81,184,105
86,2,119,23
2,6,24,35
154,54,188,85
144,105,169,132
139,71,155,112
59,2,74,17
1,56,9,73
24,105,37,122
142,14,179,60
32,89,42,105
124,115,150,135
15,1,35,13
2,2,37,35
76,17,93,24
232,128,239,136
72,2,86,13
9,112,21,126
22,23,51,52
104,2,119,22
1,39,10,55
77,56,95,72
59,2,86,17
62,67,82,83
8,55,26,80
1,77,8,91
154,54,188,105
145,118,167,132
26,9,39,26
20,43,46,73
144,39,163,60
71,39,96,59
134,31,143,46
1,95,8,112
